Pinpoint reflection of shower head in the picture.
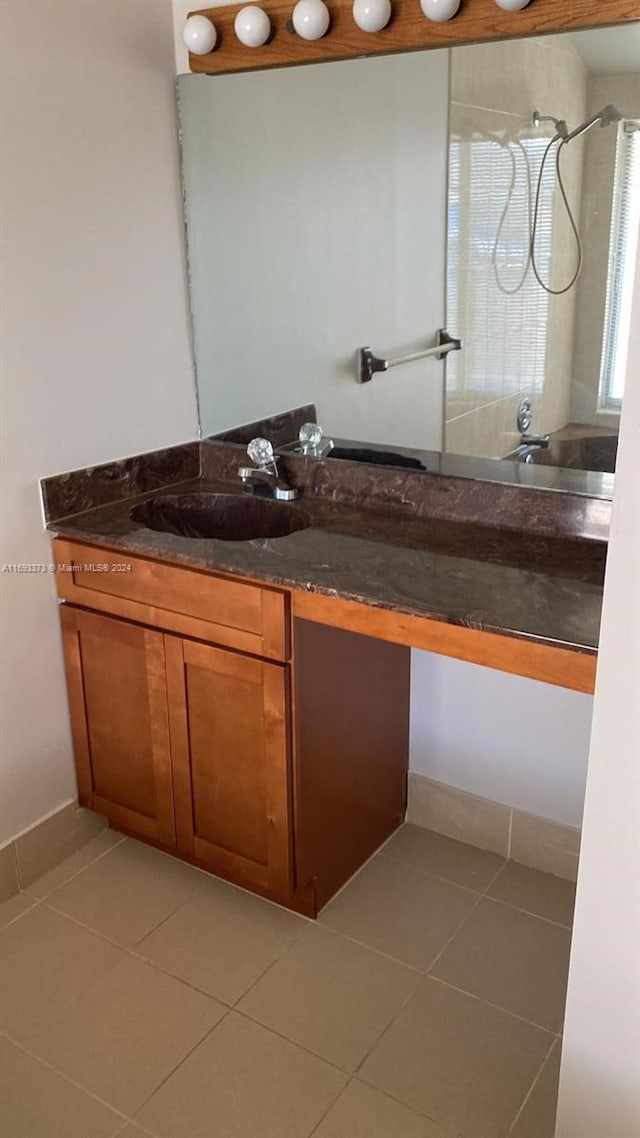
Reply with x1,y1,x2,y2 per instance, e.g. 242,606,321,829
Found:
564,104,624,143
533,110,569,139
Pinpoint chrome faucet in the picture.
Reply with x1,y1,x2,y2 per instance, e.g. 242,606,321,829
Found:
520,433,550,448
238,438,298,501
516,399,550,448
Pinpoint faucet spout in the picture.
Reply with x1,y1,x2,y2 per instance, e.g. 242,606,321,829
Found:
238,438,298,501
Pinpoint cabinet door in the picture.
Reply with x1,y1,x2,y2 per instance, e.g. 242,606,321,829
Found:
165,637,292,899
60,607,176,845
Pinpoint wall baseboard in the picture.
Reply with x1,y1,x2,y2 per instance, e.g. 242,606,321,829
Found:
0,801,106,903
407,773,581,882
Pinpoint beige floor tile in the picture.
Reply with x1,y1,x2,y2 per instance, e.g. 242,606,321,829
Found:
136,874,307,1004
238,924,419,1071
432,899,571,1032
319,856,477,971
383,824,505,891
28,829,125,899
0,905,123,1047
0,1046,123,1138
117,1128,155,1138
360,978,551,1138
28,955,225,1115
14,803,107,889
0,891,37,928
46,838,206,946
488,862,576,927
511,1040,561,1138
0,1034,18,1065
313,1080,457,1137
136,1012,346,1138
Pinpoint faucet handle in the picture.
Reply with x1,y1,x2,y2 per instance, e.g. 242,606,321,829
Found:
247,437,275,470
298,422,333,457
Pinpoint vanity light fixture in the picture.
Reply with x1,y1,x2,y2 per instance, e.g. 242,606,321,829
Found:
419,0,461,21
182,14,217,54
352,0,392,33
493,0,532,10
234,5,272,46
292,0,331,40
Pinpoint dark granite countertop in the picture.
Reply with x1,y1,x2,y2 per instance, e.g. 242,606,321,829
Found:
47,475,605,655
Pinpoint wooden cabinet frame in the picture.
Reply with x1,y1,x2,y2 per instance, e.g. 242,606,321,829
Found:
185,0,638,78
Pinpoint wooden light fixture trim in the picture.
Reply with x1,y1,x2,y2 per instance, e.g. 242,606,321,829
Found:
184,0,639,76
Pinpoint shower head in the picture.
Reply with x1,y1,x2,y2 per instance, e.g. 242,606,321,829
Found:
564,105,624,143
532,110,569,139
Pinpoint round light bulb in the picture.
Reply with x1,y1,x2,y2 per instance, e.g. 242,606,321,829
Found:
182,14,217,55
419,0,460,21
292,0,330,41
234,5,271,47
353,0,392,33
493,0,531,9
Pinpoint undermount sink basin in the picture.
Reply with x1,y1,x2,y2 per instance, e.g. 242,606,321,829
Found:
131,493,311,542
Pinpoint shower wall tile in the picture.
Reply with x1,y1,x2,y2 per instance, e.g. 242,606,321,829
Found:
447,35,588,459
446,392,526,460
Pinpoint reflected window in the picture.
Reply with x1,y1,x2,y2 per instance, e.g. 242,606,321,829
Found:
447,137,556,402
599,121,640,408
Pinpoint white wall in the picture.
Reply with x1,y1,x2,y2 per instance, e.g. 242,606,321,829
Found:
0,0,198,845
410,654,593,827
555,247,640,1137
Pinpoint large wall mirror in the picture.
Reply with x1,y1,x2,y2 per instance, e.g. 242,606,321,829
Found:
178,22,639,496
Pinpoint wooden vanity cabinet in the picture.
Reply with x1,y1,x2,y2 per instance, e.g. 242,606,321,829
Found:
53,538,410,916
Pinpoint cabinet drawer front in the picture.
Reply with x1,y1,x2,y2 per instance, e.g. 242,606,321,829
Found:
54,538,288,660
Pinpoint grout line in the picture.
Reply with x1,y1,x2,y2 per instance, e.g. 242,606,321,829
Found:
40,901,139,952
508,1034,560,1136
307,1081,350,1137
0,1029,131,1128
30,832,128,901
427,975,560,1036
10,842,22,892
0,895,41,931
352,972,429,1080
314,825,406,914
132,908,309,1010
123,1011,234,1128
313,922,424,977
378,845,574,928
376,850,499,900
482,858,511,895
424,894,485,976
481,892,574,931
232,1006,351,1077
508,809,514,860
226,918,313,1009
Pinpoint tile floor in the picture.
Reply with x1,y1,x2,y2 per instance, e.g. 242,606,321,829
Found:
0,822,575,1138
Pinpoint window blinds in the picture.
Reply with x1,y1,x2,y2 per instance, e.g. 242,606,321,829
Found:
599,122,640,407
447,137,556,406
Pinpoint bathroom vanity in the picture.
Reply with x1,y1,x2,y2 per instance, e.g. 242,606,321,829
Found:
43,435,606,916
41,0,636,917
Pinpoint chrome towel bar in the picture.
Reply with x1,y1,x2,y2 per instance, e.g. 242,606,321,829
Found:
358,328,462,384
